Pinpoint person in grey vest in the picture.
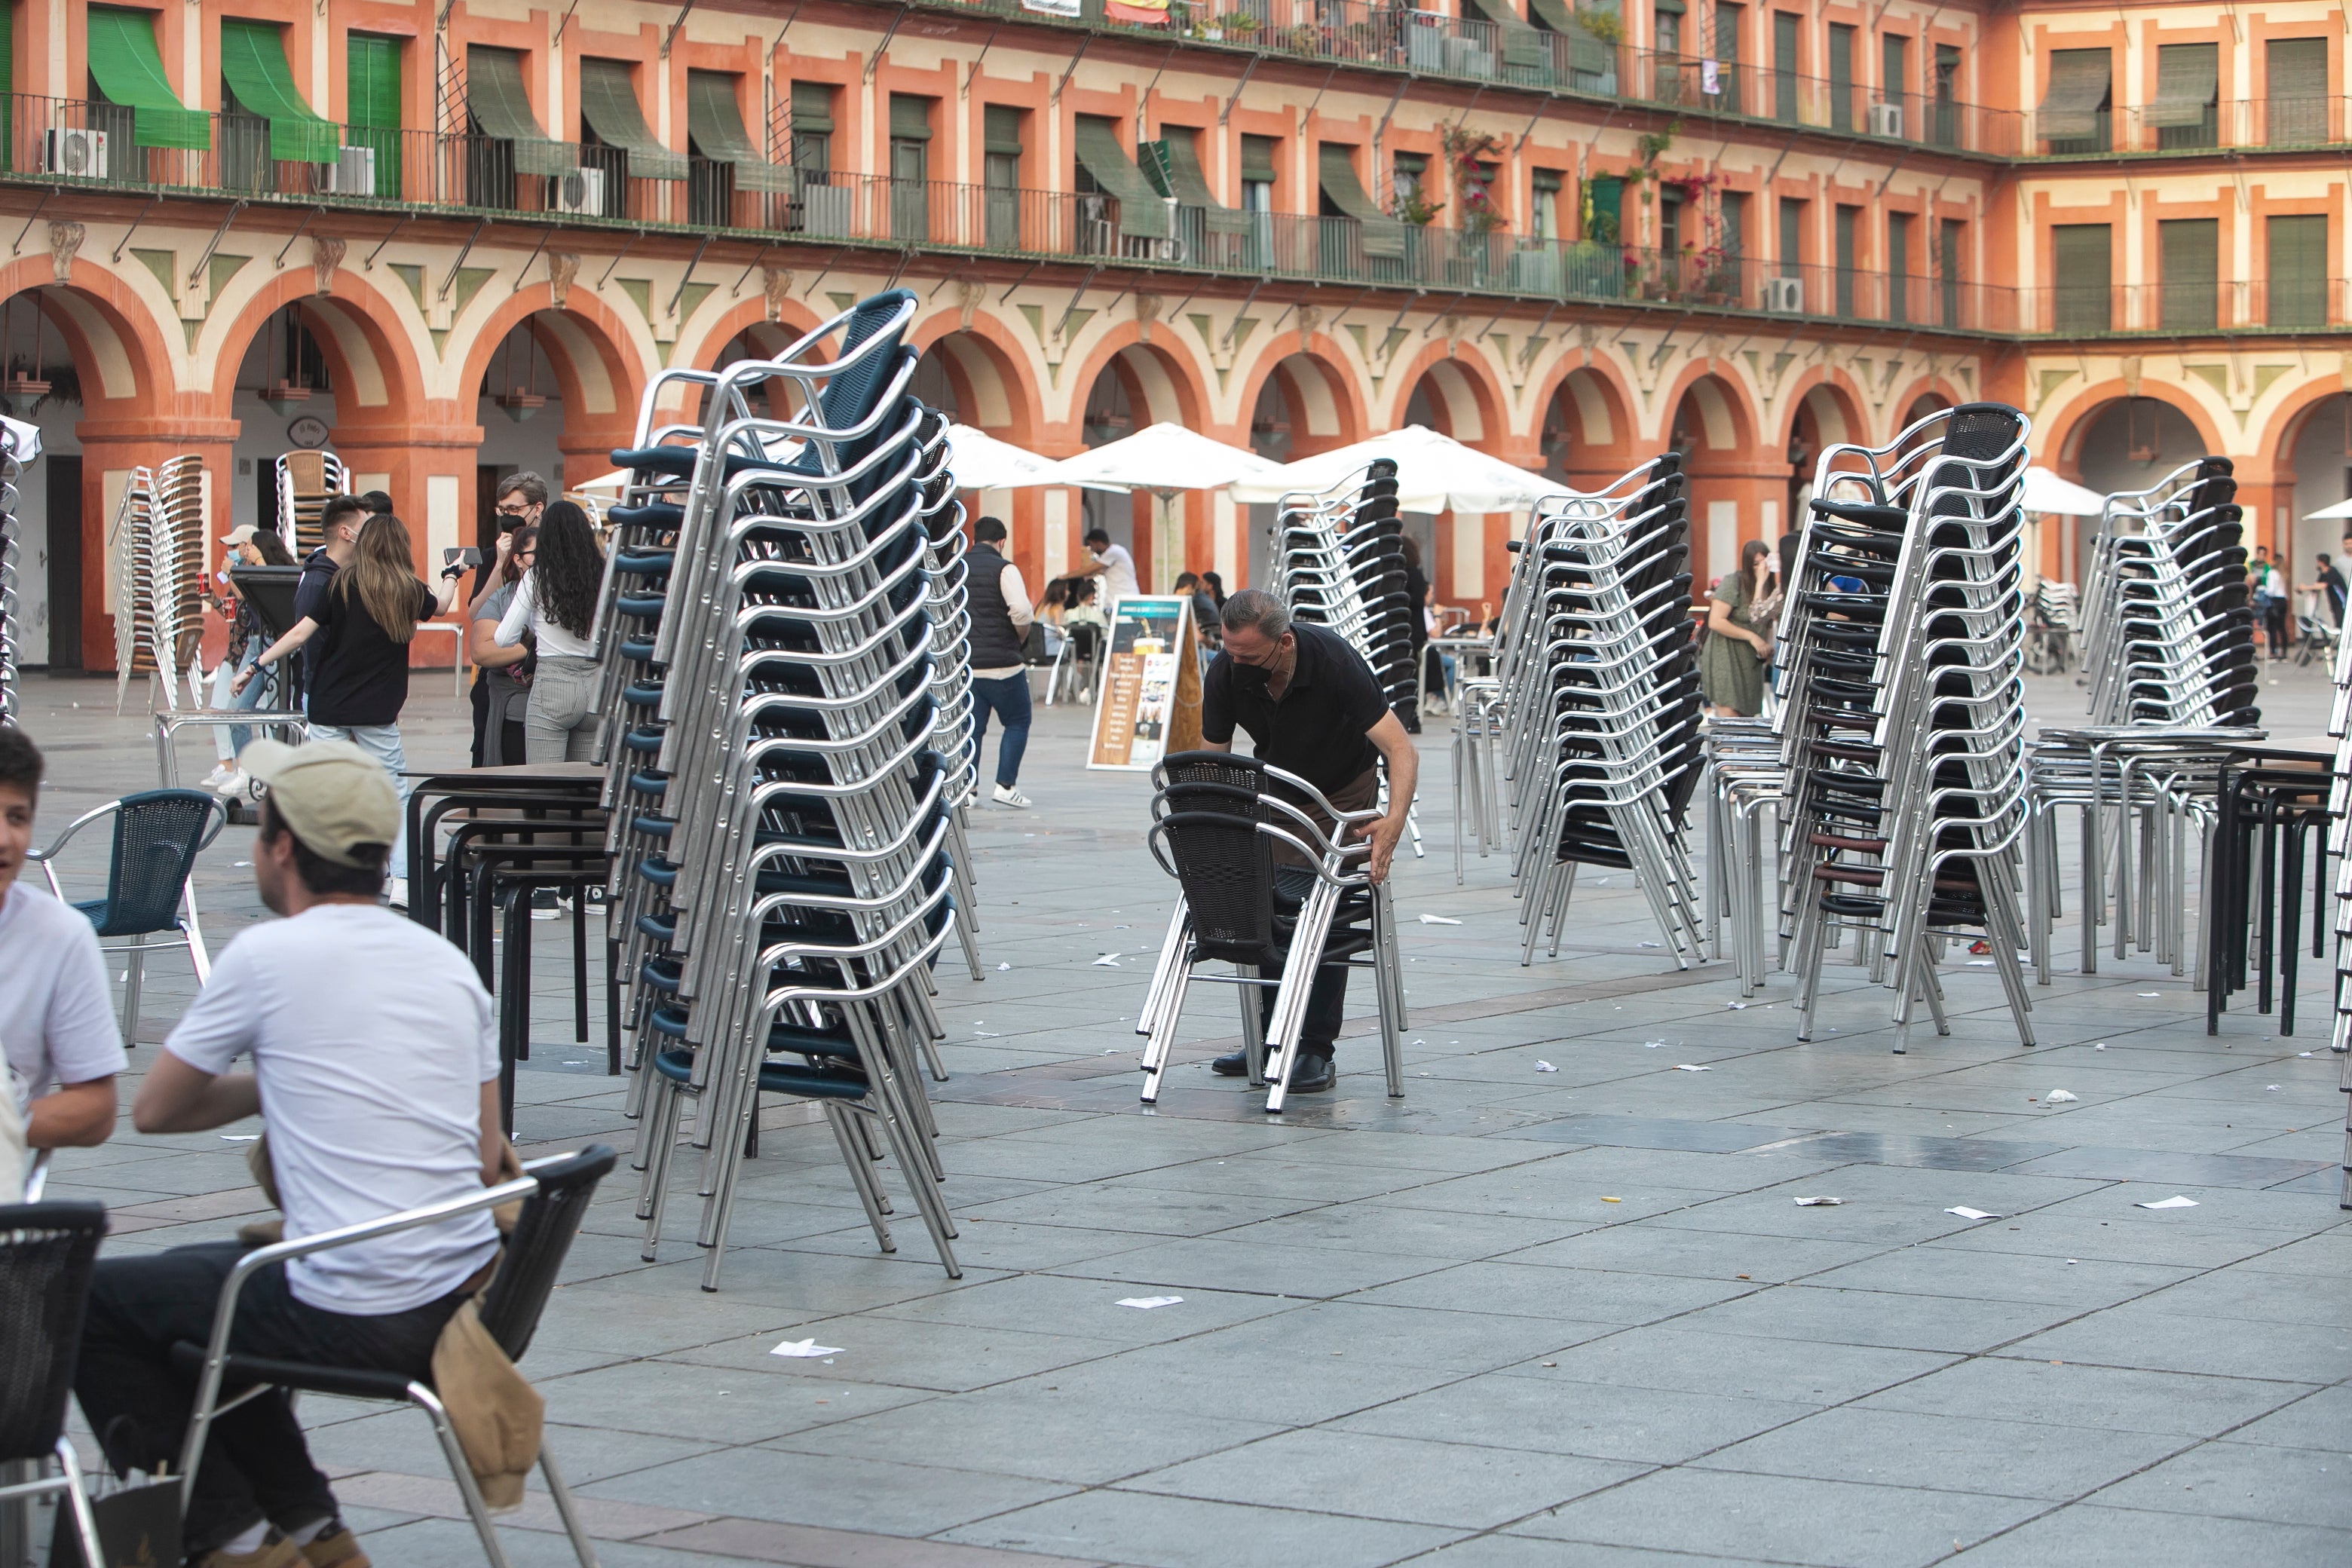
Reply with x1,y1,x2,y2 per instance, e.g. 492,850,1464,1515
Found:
966,517,1036,807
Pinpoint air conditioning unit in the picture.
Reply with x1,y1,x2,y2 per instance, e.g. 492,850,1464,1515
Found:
329,145,376,195
551,167,606,216
1868,101,1904,138
1763,276,1805,313
45,127,106,180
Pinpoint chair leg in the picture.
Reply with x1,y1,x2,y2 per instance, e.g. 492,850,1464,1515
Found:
122,933,146,1045
409,1383,517,1568
54,1436,107,1568
537,1441,604,1568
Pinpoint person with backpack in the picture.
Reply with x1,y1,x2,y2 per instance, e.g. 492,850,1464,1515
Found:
237,514,464,906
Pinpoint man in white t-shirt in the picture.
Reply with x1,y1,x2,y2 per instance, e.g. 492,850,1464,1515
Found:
74,741,501,1568
1075,526,1140,616
0,727,124,1154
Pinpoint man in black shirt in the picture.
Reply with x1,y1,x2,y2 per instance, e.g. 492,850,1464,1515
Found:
1197,590,1418,1092
292,495,368,698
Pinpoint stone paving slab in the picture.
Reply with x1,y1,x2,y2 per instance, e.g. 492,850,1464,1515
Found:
18,666,2352,1567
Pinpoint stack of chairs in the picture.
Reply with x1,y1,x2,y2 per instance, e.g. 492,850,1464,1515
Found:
912,410,988,981
2025,461,2260,981
2029,578,2078,672
274,449,351,558
2326,623,2352,1207
1132,752,1405,1113
592,289,964,1288
1276,458,1419,728
109,456,208,712
1703,715,1789,997
2079,457,2257,729
1775,403,2037,1053
0,424,26,725
1491,454,1705,966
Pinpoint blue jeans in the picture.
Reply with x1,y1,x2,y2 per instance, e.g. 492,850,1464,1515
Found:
306,721,410,874
969,672,1032,789
210,646,274,761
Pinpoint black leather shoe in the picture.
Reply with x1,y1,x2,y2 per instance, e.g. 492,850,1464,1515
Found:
1284,1052,1336,1093
1210,1049,1252,1076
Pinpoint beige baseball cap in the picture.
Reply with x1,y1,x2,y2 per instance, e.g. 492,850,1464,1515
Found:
238,740,400,868
219,524,261,547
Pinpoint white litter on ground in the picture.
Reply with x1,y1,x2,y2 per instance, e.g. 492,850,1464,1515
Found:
1945,1207,2000,1220
1419,913,1463,925
2136,1196,2200,1210
1673,1064,1711,1072
1092,954,1122,966
1115,1296,1183,1310
2044,1089,2079,1103
1535,1061,1558,1073
770,1338,844,1358
1793,1196,1843,1207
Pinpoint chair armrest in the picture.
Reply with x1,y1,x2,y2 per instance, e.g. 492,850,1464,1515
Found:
29,800,122,865
178,1171,540,1493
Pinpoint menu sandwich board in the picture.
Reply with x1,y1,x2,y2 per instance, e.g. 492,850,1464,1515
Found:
1086,594,1205,770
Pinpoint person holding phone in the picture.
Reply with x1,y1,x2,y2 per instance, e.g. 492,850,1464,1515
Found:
495,501,605,761
201,525,296,795
465,528,536,765
239,516,464,906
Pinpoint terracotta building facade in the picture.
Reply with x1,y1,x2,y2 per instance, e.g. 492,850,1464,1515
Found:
3,0,2344,669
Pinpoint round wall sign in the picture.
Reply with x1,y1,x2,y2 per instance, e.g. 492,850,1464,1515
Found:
286,415,331,449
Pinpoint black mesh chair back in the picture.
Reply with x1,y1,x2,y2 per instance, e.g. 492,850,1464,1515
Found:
87,790,221,938
0,1202,106,1462
476,1145,617,1364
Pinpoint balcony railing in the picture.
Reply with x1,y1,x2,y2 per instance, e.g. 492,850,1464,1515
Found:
2016,280,2352,335
2026,97,2352,157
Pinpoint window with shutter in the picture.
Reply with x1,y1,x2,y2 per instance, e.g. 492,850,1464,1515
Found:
2160,219,2219,330
2267,39,2328,145
2150,43,2219,149
345,34,402,198
1887,211,1912,323
2040,49,2112,152
1881,34,1908,128
2053,224,2112,333
1938,219,1963,326
1713,3,1744,111
1778,196,1804,277
1829,24,1855,130
2267,214,2328,327
1773,12,1799,122
1933,44,1960,147
791,82,833,180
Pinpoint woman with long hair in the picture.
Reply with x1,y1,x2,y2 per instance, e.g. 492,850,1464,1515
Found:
239,513,464,902
467,524,537,765
1699,537,1779,718
495,499,607,761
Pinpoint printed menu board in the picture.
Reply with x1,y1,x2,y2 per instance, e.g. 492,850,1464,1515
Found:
1086,595,1205,770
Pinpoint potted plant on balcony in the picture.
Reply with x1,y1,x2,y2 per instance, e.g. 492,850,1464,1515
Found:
1216,10,1261,41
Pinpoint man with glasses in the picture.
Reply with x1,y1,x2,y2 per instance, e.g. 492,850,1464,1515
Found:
1196,590,1418,1093
492,471,547,531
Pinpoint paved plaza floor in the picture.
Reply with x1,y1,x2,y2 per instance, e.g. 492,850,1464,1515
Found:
17,660,2352,1568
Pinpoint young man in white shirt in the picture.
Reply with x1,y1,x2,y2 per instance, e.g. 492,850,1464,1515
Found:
74,741,504,1568
1074,526,1140,617
0,727,123,1156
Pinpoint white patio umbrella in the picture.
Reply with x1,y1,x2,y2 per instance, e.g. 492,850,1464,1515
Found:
1051,421,1283,490
2305,495,2352,521
945,424,1069,491
2020,465,2108,516
1229,424,1573,514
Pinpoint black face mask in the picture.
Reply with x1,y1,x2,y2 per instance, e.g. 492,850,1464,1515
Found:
1230,660,1274,694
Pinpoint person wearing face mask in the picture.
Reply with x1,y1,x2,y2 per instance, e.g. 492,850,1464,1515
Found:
201,525,298,795
1195,590,1419,1094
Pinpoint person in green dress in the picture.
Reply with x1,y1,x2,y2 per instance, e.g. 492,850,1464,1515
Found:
1701,538,1779,717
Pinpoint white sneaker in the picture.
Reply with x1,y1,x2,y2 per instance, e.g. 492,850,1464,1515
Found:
199,763,234,789
387,877,410,910
214,768,250,798
992,785,1032,808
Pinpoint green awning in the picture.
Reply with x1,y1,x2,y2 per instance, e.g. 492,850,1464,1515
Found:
86,7,208,151
984,104,1022,155
2038,49,2112,139
1240,133,1277,182
1462,0,1548,67
2145,43,2218,128
467,46,573,177
1141,131,1248,234
1652,0,1685,14
1318,145,1405,259
1074,116,1169,241
580,57,685,181
220,19,335,163
889,94,933,140
687,70,789,192
791,80,834,133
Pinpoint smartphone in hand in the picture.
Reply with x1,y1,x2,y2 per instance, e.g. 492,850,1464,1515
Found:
444,547,484,569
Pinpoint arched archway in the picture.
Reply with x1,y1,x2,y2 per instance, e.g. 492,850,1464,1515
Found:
1536,361,1641,488
1074,341,1213,595
0,270,180,670
456,298,645,564
1396,356,1514,611
2273,389,2351,590
913,326,1048,575
1664,367,1767,591
1236,351,1364,590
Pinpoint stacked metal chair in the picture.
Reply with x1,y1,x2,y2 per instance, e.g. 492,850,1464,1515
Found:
911,409,988,981
2079,458,2258,730
1275,459,1419,728
109,455,207,713
2025,461,2261,981
1703,715,1790,997
2325,621,2352,1207
1133,752,1405,1113
0,423,27,726
592,289,964,1288
1490,454,1706,966
274,449,351,557
1775,403,2037,1052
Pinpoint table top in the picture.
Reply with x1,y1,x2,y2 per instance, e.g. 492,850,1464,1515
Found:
403,761,607,787
2223,735,2337,764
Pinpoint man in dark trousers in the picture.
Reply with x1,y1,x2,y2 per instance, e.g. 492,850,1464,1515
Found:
1198,590,1418,1092
965,516,1036,807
